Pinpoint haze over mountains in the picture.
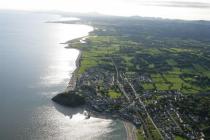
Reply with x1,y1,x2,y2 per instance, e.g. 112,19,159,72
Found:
0,0,210,20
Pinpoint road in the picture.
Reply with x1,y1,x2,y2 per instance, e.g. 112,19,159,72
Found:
112,57,164,139
124,75,164,140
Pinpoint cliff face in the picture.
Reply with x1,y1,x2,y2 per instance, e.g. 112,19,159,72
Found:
52,91,85,107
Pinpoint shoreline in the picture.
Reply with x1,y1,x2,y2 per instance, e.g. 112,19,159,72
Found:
64,43,137,140
124,122,137,140
65,48,81,92
86,108,137,140
59,32,137,140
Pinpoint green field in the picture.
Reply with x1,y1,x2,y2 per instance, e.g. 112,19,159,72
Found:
108,90,122,99
68,17,210,139
142,83,155,90
175,136,187,140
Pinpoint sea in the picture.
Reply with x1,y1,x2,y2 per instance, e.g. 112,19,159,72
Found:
0,10,126,140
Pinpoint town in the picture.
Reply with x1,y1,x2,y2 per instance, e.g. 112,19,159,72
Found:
56,16,210,140
74,56,204,140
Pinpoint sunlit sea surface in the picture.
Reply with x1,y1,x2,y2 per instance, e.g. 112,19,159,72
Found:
0,11,126,140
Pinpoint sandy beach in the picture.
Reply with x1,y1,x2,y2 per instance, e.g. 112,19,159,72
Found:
124,122,137,140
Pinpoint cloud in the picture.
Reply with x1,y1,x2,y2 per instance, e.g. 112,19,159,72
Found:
149,1,210,8
122,0,210,9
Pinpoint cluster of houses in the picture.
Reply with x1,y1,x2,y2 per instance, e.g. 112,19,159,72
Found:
74,61,204,140
77,67,114,94
141,90,204,140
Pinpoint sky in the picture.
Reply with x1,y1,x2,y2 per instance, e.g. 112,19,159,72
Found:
0,0,210,20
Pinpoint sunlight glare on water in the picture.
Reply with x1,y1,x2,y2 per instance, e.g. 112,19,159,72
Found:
0,12,126,140
39,24,91,87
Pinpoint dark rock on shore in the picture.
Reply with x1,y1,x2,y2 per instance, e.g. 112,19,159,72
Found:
52,91,85,107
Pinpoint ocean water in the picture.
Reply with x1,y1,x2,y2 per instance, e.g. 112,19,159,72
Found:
0,11,126,140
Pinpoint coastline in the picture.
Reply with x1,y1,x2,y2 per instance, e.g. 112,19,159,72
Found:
65,48,81,92
54,23,137,139
62,41,137,140
86,108,137,140
123,122,137,140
